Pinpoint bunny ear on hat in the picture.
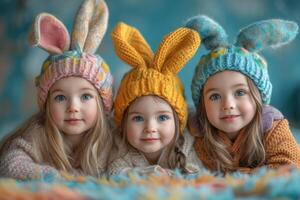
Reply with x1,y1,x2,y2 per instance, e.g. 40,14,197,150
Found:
235,19,298,52
28,13,70,54
153,27,200,74
71,0,109,53
111,22,154,69
185,15,228,50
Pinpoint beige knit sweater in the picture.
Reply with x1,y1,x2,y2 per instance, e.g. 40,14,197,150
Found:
107,130,203,176
0,127,82,180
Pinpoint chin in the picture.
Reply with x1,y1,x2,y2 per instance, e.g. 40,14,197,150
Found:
63,130,86,136
221,127,242,134
142,148,161,154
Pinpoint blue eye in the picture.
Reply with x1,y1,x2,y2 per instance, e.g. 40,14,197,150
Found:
235,90,246,97
209,94,221,101
132,116,144,122
81,93,93,101
54,95,66,102
158,115,170,122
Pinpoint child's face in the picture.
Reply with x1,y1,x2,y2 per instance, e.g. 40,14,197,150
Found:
203,71,256,140
49,77,98,141
125,96,176,162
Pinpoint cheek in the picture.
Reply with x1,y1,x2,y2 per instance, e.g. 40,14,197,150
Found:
126,131,136,144
161,121,176,142
49,103,63,123
242,101,257,119
84,101,98,123
125,121,140,143
204,101,219,122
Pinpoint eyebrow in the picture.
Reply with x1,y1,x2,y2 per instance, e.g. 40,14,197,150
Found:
50,89,63,94
50,87,96,94
204,88,218,95
204,83,248,95
80,87,97,93
128,111,142,115
128,110,173,115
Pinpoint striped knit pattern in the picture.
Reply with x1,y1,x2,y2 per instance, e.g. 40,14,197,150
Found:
36,52,113,113
112,23,201,132
193,119,300,173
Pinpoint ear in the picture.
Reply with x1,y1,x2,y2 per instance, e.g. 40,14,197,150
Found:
111,22,154,69
28,13,70,54
71,0,109,54
235,19,298,52
153,27,200,74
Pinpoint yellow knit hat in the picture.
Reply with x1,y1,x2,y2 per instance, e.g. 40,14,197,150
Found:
112,22,201,132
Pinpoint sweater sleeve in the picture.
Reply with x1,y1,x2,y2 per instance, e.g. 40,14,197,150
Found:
0,137,60,180
265,119,300,168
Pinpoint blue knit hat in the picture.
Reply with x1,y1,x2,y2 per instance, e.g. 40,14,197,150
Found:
186,15,298,107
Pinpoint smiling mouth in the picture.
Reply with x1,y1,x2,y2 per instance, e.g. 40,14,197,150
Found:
220,115,239,121
140,138,160,142
65,119,82,124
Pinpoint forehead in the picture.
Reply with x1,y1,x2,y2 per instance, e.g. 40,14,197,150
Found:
204,71,248,90
128,95,172,112
50,77,96,91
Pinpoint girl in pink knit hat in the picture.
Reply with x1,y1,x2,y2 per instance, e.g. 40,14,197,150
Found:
0,0,113,180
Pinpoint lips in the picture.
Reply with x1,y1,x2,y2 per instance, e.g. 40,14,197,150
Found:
140,138,160,142
65,118,82,124
220,115,240,121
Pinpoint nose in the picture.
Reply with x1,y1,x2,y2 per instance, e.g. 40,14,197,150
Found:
222,96,235,111
68,99,79,113
144,119,157,133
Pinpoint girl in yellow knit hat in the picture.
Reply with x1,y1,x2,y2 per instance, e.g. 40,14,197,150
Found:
186,15,300,174
107,22,203,176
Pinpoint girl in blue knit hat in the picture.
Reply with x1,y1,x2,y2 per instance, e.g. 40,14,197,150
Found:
186,15,300,174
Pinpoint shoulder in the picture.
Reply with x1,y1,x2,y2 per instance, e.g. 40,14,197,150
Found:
264,119,291,140
1,135,35,159
262,105,284,133
0,136,34,178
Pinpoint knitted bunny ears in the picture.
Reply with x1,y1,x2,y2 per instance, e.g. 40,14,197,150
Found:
28,0,108,55
112,22,201,131
186,15,298,106
29,0,113,113
186,15,298,52
112,22,200,75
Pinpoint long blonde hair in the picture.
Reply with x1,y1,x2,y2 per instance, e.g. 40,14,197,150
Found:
199,77,265,172
0,93,113,177
114,96,187,171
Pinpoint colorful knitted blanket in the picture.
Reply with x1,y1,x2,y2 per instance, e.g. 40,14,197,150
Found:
0,166,300,199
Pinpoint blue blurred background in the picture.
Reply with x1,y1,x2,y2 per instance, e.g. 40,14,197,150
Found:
0,0,300,139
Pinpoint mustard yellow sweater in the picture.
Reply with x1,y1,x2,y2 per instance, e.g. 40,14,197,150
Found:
194,119,300,173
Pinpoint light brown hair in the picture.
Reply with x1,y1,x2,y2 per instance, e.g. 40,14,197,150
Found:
114,95,187,171
0,93,113,177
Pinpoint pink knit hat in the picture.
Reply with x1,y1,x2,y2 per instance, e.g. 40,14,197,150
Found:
29,0,113,113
